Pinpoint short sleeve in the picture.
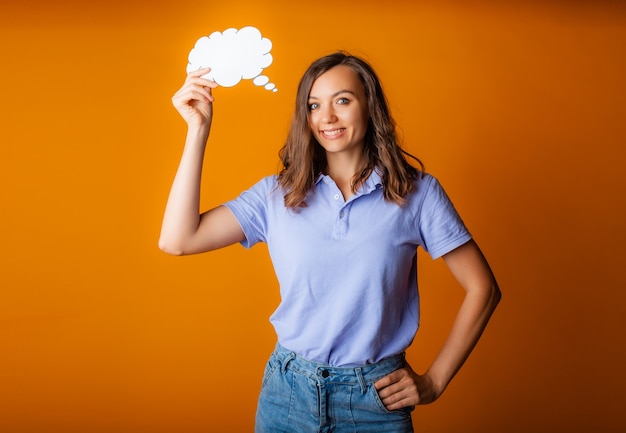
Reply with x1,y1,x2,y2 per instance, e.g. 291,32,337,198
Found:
418,176,472,259
223,176,277,249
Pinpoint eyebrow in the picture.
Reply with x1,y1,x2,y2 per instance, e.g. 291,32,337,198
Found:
308,89,356,100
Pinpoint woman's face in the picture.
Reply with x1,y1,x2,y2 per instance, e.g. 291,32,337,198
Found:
307,65,370,159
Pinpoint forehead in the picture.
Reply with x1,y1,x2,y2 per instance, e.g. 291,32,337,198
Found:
309,65,364,97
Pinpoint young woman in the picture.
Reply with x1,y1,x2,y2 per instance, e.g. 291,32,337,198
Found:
160,52,501,433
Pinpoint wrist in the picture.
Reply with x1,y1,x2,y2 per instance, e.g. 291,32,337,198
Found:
423,369,448,399
186,122,211,142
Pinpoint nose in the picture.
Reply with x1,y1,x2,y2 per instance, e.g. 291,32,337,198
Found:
319,104,337,123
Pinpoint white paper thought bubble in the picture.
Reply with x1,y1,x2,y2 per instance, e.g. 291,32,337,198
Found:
187,26,277,92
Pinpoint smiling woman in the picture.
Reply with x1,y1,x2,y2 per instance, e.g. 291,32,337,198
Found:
3,0,624,431
160,51,501,433
307,65,370,197
279,53,425,210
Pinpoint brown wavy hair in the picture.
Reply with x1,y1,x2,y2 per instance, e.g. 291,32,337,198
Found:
278,52,423,210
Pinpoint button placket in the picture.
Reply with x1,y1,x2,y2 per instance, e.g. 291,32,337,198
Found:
332,202,351,240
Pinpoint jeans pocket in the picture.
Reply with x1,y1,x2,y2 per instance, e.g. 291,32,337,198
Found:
369,385,414,416
261,354,280,389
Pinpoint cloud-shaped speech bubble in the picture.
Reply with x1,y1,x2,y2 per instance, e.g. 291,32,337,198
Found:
187,26,277,92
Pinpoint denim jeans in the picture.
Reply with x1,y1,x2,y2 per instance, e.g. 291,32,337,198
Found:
255,344,414,433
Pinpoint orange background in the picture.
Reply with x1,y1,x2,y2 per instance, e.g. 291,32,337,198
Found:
1,0,625,431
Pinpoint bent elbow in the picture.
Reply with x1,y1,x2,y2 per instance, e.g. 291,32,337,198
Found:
158,237,186,256
490,281,502,309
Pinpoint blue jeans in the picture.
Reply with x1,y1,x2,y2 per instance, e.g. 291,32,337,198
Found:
255,344,414,433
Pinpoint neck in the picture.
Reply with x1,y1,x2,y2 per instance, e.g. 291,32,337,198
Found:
325,152,367,200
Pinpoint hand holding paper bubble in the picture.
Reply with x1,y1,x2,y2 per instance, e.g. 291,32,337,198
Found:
187,26,277,92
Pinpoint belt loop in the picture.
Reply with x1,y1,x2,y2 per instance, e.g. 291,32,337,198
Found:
355,367,367,394
281,351,296,373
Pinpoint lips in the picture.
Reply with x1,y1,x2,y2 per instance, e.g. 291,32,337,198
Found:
320,128,346,138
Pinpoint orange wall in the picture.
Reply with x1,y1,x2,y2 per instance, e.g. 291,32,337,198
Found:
1,1,625,432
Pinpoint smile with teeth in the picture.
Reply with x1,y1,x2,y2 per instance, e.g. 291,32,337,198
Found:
320,128,346,137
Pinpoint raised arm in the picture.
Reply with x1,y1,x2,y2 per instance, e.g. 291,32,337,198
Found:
159,68,245,256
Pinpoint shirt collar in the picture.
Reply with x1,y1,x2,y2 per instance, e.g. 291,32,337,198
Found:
316,168,383,194
363,168,384,194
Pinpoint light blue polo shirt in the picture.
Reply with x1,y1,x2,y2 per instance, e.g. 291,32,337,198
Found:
224,171,471,367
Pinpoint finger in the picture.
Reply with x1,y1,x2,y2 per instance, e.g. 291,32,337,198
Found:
380,391,404,406
374,369,404,390
383,386,419,408
185,68,218,87
186,85,214,102
172,90,208,108
379,383,418,408
182,78,218,92
187,66,212,78
187,68,211,80
376,381,405,399
383,396,413,411
175,84,214,104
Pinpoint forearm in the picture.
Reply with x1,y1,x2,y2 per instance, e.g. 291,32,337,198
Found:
159,124,210,254
425,280,501,395
374,281,500,410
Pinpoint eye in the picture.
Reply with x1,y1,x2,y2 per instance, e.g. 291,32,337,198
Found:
308,102,320,111
337,97,350,105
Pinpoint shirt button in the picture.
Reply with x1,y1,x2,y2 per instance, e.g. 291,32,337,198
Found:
321,370,330,378
333,194,339,200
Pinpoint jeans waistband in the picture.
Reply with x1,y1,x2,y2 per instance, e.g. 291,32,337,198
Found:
271,343,406,387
